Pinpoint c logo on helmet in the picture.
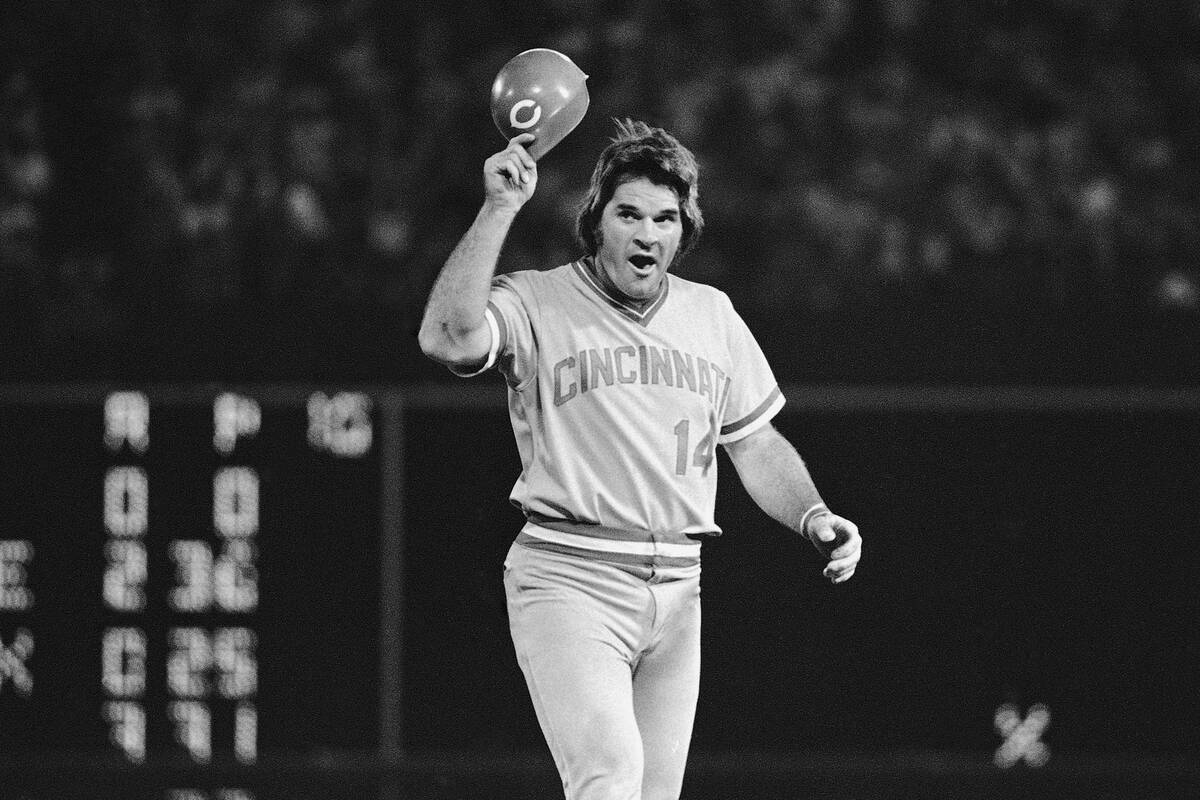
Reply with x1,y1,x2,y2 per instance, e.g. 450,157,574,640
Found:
509,99,542,130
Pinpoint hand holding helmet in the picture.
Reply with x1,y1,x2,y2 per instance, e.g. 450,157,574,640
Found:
483,133,538,213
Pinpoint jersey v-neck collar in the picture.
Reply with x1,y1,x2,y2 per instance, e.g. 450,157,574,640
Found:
572,260,670,327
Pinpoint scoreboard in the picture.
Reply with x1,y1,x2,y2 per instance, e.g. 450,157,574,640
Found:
0,386,390,800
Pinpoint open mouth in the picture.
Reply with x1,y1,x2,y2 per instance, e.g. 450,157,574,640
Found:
628,254,657,272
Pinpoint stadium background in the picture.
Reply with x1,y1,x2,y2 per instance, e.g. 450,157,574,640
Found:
1,1,1198,799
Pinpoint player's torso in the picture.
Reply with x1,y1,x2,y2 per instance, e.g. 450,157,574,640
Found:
514,264,734,535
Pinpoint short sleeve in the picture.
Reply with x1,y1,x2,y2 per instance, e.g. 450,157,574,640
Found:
447,273,536,388
717,295,785,444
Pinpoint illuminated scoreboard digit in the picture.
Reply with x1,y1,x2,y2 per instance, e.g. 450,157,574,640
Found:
0,388,383,799
101,392,262,766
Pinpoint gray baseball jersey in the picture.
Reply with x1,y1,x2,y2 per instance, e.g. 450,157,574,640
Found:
456,260,783,568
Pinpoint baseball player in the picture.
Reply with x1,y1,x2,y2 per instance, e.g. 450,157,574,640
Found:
419,120,861,800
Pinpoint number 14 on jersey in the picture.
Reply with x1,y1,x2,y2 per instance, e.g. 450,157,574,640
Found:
673,419,715,477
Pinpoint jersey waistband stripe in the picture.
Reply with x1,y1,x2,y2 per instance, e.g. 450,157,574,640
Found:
528,513,718,543
522,522,701,558
516,532,702,570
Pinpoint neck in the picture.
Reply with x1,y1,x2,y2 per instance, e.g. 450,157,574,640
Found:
585,256,661,312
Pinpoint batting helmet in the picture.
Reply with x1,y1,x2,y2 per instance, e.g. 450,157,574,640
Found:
490,48,589,160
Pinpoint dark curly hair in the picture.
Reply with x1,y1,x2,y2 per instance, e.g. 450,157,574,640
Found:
575,119,704,263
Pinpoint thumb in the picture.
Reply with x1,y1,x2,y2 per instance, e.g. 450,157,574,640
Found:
809,518,842,559
808,514,837,543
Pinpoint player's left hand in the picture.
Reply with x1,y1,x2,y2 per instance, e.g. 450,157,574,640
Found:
807,514,861,584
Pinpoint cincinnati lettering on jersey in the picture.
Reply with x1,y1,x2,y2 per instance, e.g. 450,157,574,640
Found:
553,345,732,408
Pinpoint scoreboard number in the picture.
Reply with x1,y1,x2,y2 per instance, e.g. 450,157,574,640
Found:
97,392,263,775
0,540,34,611
0,627,34,698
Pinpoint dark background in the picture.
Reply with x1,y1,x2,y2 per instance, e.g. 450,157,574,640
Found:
0,0,1197,385
405,403,1200,756
1,0,1199,797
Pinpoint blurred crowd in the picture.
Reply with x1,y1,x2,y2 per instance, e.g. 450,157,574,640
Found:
1,0,1197,382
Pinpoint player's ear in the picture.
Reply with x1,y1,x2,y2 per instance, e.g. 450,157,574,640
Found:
575,198,600,253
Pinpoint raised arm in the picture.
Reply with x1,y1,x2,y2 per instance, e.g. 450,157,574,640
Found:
724,423,861,584
418,134,538,370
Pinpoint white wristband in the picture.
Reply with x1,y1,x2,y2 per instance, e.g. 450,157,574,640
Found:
799,503,830,536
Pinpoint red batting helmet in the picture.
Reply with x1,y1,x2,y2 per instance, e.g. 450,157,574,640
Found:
490,48,589,160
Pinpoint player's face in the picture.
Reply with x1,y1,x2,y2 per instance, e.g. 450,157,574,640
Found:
594,177,682,302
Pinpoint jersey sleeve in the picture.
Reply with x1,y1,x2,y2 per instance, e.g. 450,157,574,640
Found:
447,272,537,388
717,294,785,444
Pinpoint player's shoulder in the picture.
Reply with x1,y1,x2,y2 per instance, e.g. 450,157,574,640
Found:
496,262,577,291
667,273,736,312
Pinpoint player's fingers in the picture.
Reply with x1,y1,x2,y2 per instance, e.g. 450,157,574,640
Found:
834,517,860,540
829,537,861,561
507,134,538,169
511,154,534,184
829,566,856,584
495,154,530,185
500,154,524,184
828,519,861,560
825,549,859,573
824,561,857,582
511,141,537,171
492,159,514,183
826,560,856,576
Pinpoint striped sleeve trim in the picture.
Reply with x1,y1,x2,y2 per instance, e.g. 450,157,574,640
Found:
487,300,508,354
447,306,503,378
719,385,785,443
